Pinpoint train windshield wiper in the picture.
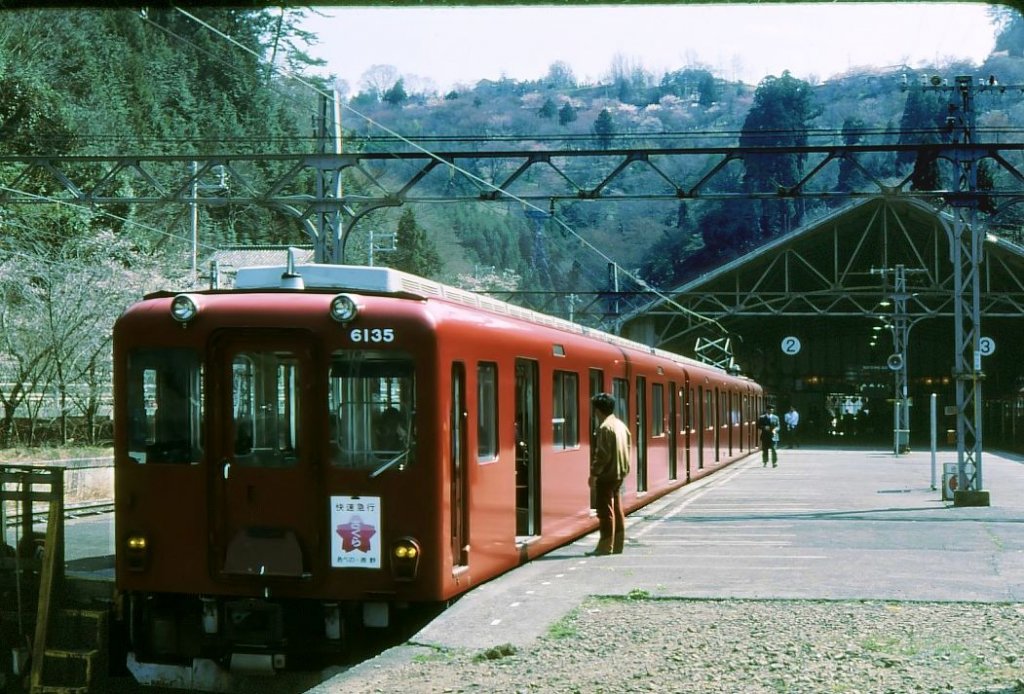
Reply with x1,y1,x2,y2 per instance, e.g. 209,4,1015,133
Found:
369,449,409,479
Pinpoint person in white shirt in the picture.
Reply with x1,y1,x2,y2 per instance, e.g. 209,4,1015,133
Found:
784,406,800,449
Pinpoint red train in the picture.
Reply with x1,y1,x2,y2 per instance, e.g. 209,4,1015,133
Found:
112,261,763,673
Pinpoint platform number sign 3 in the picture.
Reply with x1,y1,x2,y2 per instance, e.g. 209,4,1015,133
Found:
781,336,801,356
978,337,996,357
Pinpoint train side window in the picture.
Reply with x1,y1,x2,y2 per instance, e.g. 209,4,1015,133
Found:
477,362,498,463
612,378,629,422
651,383,665,436
126,349,203,465
552,370,579,450
329,351,415,470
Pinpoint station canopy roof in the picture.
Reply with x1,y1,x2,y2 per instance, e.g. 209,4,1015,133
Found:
619,196,1024,396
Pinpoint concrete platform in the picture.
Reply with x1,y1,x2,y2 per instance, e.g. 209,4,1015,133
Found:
318,446,1024,691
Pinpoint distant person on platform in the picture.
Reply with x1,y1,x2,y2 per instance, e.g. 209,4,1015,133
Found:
589,393,631,555
784,405,800,449
758,404,780,468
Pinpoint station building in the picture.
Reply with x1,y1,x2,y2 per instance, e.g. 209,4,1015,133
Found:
621,196,1024,451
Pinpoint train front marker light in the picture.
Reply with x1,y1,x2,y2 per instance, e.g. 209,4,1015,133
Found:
125,534,149,571
390,537,421,581
329,294,360,323
170,294,201,323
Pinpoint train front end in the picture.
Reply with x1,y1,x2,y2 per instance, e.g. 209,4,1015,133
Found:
113,264,447,675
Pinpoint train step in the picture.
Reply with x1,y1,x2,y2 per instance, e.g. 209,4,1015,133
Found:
32,608,109,694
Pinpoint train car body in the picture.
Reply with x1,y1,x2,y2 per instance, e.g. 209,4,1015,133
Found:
113,263,763,673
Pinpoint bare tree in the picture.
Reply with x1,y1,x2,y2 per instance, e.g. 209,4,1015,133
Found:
359,64,400,101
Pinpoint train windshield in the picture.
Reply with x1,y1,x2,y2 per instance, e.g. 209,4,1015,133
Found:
125,349,203,465
329,351,414,471
231,351,300,468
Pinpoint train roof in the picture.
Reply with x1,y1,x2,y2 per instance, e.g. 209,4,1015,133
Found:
226,263,747,380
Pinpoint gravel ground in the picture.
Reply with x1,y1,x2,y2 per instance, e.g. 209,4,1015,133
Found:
337,598,1024,693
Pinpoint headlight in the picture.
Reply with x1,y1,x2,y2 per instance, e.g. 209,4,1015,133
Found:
329,294,359,323
170,294,201,323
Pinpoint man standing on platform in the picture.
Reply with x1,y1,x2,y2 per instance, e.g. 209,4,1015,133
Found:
759,404,780,467
589,393,631,555
784,405,800,448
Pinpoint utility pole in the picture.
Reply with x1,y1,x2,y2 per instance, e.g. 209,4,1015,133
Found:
314,89,343,263
188,161,229,284
911,74,1022,506
892,265,910,455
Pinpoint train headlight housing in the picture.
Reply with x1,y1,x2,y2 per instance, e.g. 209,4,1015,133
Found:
125,533,149,572
329,294,360,323
170,294,201,324
390,537,421,581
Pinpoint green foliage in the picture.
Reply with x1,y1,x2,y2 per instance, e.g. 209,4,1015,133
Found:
660,68,718,106
391,208,442,278
740,71,820,240
382,78,408,106
474,643,517,661
593,108,615,148
837,116,869,192
558,102,578,126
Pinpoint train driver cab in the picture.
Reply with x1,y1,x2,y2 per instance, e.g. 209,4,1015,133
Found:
329,351,415,474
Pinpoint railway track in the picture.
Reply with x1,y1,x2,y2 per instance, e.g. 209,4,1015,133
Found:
2,499,114,529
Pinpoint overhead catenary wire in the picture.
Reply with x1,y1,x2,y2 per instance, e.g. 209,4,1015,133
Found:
169,6,728,336
0,185,221,256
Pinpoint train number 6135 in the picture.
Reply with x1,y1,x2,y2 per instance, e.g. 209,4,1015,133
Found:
350,328,395,343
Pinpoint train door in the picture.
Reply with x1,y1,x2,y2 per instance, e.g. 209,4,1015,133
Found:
668,380,678,481
588,369,604,509
683,380,692,481
450,364,469,567
741,392,748,452
728,390,734,456
612,378,630,443
714,388,721,463
634,376,648,493
209,331,319,580
515,359,540,538
697,385,705,470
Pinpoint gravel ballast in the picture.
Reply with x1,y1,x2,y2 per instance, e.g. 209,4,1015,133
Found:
336,598,1024,693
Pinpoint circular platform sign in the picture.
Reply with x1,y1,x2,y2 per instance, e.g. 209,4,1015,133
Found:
781,336,801,355
979,336,996,356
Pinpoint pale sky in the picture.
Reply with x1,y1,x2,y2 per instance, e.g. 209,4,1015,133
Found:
301,3,999,93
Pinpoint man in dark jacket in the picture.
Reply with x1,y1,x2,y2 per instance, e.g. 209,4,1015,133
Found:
589,393,631,555
759,404,780,468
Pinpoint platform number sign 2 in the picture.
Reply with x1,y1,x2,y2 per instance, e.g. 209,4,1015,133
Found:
781,336,801,356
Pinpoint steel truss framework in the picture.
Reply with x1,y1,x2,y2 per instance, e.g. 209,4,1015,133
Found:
2,140,1024,263
623,197,1024,344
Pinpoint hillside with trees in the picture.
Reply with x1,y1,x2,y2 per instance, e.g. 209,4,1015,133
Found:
338,7,1024,295
0,5,1022,444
